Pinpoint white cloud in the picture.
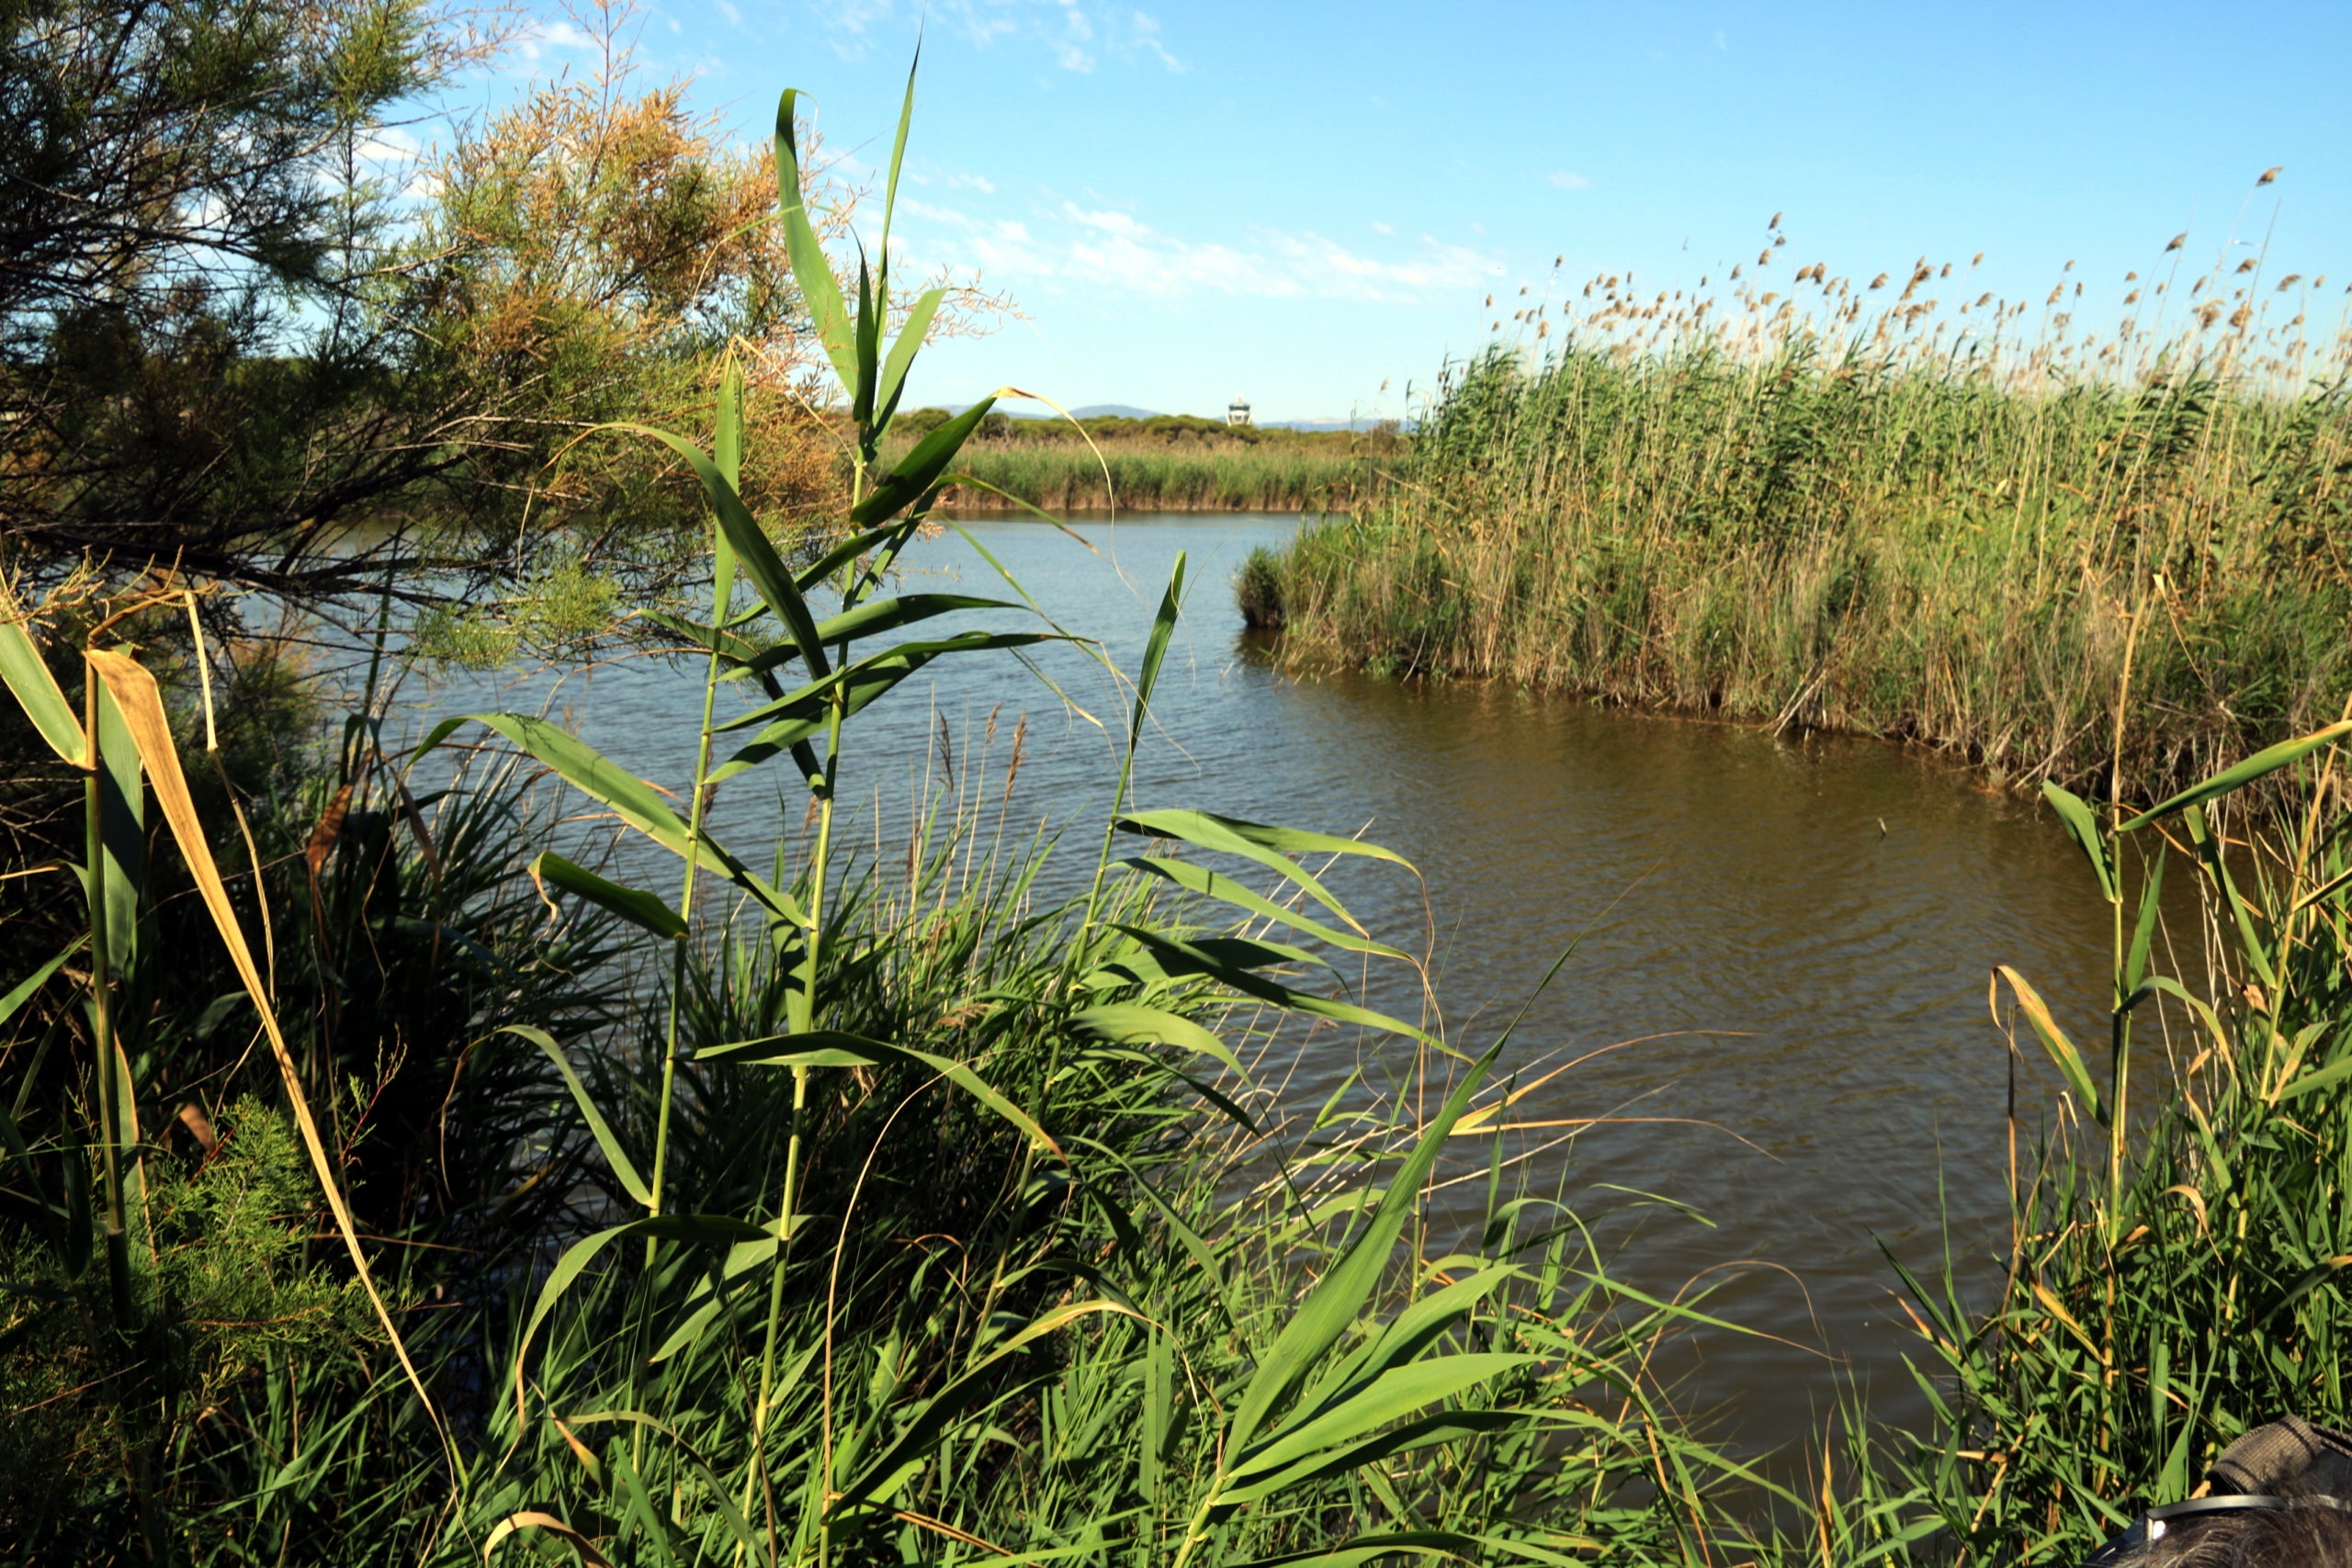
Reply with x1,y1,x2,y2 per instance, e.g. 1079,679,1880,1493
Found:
715,0,741,24
1371,220,1395,235
513,17,605,62
1713,28,1728,50
1547,171,1590,190
899,196,1503,303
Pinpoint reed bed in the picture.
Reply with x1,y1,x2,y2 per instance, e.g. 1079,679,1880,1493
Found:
918,434,1380,513
1254,225,2352,797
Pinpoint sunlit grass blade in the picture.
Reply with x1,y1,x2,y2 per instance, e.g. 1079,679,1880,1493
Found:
2041,781,2118,903
0,578,85,765
1996,964,2102,1123
503,1024,653,1209
774,87,857,391
1117,856,1409,959
695,1030,1061,1156
530,852,686,942
1222,1039,1505,1458
421,711,805,928
2118,719,2352,830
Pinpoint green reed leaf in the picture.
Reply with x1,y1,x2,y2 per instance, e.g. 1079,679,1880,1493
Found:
1223,1039,1504,1460
421,713,803,929
1996,964,2102,1124
1108,926,1425,1044
876,286,945,423
1117,857,1408,959
695,1029,1060,1157
616,423,830,678
774,88,857,393
1130,551,1184,758
1227,1354,1533,1491
2125,849,2165,995
855,398,998,525
1219,1407,1525,1506
1,936,83,1031
1117,808,1408,934
1069,1001,1244,1075
501,1025,652,1210
529,852,685,942
714,631,1055,737
0,582,83,767
2041,781,2117,903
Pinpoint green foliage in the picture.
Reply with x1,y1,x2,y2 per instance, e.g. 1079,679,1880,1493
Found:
0,0,850,618
1797,732,2352,1566
0,1100,370,1545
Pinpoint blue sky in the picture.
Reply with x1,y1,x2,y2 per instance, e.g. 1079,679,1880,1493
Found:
486,1,2352,422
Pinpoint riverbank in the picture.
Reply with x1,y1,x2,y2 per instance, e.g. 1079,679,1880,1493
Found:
1244,289,2352,799
892,410,1393,512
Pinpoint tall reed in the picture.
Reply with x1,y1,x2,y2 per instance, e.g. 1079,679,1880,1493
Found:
1794,717,2352,1565
927,436,1375,513
0,58,1783,1566
1259,227,2352,796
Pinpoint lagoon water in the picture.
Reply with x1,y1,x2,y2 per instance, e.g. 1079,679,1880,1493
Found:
402,512,2185,1463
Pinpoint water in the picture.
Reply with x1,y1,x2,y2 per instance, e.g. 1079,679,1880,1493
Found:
401,512,2179,1462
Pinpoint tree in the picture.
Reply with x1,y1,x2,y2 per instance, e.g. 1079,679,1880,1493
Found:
0,0,1000,617
0,0,489,599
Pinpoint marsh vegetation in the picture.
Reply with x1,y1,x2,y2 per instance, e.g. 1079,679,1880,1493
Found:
3,44,2351,1568
1249,220,2352,798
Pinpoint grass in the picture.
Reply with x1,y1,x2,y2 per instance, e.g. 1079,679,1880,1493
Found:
6,68,2352,1568
0,70,1770,1565
1811,736,2352,1565
888,412,1394,513
1250,232,2352,799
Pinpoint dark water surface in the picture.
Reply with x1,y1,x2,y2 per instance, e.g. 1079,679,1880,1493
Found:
401,512,2168,1462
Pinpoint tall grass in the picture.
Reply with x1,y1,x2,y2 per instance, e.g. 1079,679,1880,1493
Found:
1256,230,2352,796
0,63,1770,1565
1807,726,2352,1565
931,435,1372,512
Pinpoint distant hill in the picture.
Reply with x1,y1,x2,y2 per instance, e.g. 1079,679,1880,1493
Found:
1067,403,1159,420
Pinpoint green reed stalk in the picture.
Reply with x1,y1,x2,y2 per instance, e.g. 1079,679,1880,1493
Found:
82,671,130,1327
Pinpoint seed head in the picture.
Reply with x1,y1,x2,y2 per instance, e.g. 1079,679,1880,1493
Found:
2165,231,2188,252
1869,273,1887,289
2236,258,2257,274
1769,210,1782,229
2257,164,2281,185
2278,275,2301,291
